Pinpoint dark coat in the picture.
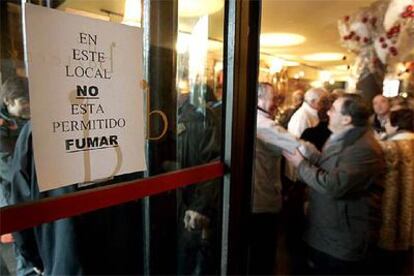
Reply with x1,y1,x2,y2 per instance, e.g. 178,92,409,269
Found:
176,100,221,217
0,104,28,206
9,122,143,275
297,127,385,261
9,122,82,275
176,101,222,275
370,114,386,137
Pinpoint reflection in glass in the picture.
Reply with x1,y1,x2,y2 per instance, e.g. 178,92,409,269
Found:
175,0,224,274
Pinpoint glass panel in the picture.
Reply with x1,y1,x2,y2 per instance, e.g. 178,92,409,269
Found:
176,179,223,275
148,179,223,274
175,1,224,164
148,0,224,273
1,200,144,275
1,0,145,209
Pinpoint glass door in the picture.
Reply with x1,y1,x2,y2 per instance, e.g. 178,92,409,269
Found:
0,0,228,275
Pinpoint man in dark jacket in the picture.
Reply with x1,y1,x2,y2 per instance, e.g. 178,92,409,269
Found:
9,122,82,276
0,77,30,207
10,120,142,275
370,94,390,138
0,77,41,276
176,88,221,275
284,94,385,274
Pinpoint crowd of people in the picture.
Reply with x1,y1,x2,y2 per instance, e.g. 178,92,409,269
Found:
0,75,413,275
252,82,414,275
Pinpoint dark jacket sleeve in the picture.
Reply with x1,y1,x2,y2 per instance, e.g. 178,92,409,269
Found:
187,107,221,217
8,123,44,270
9,123,35,203
297,142,384,199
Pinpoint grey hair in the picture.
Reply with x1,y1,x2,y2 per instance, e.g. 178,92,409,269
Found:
304,87,325,104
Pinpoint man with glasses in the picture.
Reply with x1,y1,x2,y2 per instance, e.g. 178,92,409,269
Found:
284,94,385,274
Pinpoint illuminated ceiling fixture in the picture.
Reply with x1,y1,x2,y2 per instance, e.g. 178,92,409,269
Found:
400,92,408,98
122,0,141,27
302,52,345,62
333,65,350,71
179,0,224,17
283,60,300,66
260,33,306,47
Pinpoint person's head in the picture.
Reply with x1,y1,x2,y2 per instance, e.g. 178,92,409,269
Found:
0,77,30,119
317,92,337,122
372,94,390,118
304,87,325,110
177,81,191,108
257,82,277,116
327,94,370,133
291,89,304,108
385,108,414,136
390,96,414,111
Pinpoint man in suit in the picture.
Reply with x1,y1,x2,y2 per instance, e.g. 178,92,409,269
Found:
284,94,385,274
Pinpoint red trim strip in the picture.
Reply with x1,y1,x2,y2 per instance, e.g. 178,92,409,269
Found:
0,161,225,234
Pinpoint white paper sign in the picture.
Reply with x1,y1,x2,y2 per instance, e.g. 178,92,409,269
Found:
25,4,146,192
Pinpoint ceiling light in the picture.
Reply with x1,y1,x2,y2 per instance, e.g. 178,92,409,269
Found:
400,92,408,98
260,33,306,47
122,0,141,27
333,65,350,71
179,0,224,18
303,52,345,62
284,60,300,66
